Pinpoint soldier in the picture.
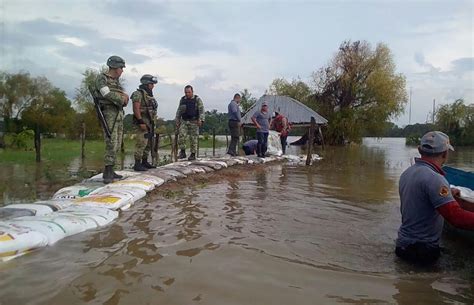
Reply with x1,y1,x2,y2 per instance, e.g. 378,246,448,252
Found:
93,55,128,184
131,74,158,171
175,85,204,161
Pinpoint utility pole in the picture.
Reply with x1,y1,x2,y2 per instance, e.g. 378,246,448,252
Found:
409,87,412,125
432,99,436,124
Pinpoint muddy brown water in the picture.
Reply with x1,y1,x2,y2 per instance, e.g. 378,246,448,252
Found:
0,138,473,304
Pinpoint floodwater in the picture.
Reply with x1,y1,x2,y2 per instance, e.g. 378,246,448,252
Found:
0,138,473,305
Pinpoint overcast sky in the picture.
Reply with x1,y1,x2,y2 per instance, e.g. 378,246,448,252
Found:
1,0,472,124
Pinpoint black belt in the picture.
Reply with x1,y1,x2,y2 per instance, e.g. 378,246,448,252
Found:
229,119,240,122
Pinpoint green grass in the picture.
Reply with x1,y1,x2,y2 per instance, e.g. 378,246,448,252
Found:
0,136,226,164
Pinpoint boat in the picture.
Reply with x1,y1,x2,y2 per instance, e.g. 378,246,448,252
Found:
443,166,474,240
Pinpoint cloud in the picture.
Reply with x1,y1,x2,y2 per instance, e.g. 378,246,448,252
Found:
450,57,474,74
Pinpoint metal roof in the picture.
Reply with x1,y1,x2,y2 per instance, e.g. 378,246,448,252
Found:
241,95,328,125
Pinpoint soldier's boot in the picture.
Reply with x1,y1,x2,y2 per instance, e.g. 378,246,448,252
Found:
188,153,196,161
112,170,123,179
134,159,148,171
178,149,186,159
142,158,156,169
103,165,114,184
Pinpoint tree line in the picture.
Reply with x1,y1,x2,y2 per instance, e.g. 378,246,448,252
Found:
1,40,472,151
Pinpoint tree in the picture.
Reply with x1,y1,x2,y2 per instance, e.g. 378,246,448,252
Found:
240,89,257,114
22,87,76,161
268,77,313,105
0,71,52,132
436,99,474,146
311,40,407,144
72,69,104,139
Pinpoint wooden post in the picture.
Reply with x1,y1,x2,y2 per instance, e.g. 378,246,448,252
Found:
212,128,216,156
225,131,229,149
81,122,86,159
306,117,316,166
318,125,325,150
169,134,175,161
34,124,41,162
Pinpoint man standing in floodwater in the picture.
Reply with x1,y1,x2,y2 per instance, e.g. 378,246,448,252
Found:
175,85,204,161
93,56,128,184
251,102,271,158
131,74,158,172
396,131,474,265
227,93,242,156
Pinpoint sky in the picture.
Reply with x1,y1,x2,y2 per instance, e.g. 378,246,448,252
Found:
1,0,473,125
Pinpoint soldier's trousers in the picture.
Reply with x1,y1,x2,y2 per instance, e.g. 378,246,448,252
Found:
134,123,151,160
178,120,199,153
103,109,123,166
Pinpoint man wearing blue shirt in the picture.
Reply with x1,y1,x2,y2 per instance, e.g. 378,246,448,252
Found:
227,93,241,156
251,102,271,158
396,131,474,265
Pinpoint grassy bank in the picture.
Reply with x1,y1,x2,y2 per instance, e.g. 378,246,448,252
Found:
0,136,226,164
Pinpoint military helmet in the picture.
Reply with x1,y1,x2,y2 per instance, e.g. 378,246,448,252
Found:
140,74,158,85
107,55,126,69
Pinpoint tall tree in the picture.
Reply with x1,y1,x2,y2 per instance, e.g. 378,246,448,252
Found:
268,77,313,105
312,40,407,144
436,99,474,146
239,89,257,114
73,69,104,139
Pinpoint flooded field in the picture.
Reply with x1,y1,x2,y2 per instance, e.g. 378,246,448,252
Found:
0,138,473,304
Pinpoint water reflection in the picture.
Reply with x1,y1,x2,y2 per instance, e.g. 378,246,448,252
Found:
0,138,473,305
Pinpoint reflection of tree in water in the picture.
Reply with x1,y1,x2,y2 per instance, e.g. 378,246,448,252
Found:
314,145,397,204
174,192,205,242
254,167,268,201
224,180,244,234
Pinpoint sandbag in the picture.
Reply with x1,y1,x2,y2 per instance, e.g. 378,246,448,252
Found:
0,208,35,220
57,206,118,227
164,166,195,176
106,179,155,192
144,170,177,183
8,217,68,245
267,130,283,156
451,185,474,203
90,187,146,203
34,199,76,211
0,204,54,216
52,183,102,199
126,174,165,187
86,170,140,182
154,169,186,179
187,165,208,173
0,222,48,261
73,194,132,210
192,161,223,170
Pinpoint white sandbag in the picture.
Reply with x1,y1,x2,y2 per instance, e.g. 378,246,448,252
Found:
153,169,186,179
34,199,75,211
187,166,206,173
0,222,48,261
165,166,195,175
73,194,132,210
451,185,474,203
267,130,283,156
9,217,68,244
57,206,118,227
86,170,140,182
0,207,35,220
107,179,155,192
1,204,54,216
52,184,101,199
126,174,165,187
90,187,146,203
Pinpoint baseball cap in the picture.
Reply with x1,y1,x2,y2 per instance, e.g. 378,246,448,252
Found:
262,102,268,106
419,131,454,153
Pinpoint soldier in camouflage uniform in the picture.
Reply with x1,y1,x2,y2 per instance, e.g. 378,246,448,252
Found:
93,55,128,184
175,85,204,161
131,74,158,171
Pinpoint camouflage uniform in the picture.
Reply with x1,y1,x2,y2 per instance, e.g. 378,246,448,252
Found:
175,95,204,154
94,72,125,167
131,89,157,160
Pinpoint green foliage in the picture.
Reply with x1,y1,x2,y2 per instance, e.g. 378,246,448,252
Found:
269,77,313,105
405,135,420,146
240,89,257,113
4,129,34,150
312,40,407,144
435,99,474,146
202,110,228,134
